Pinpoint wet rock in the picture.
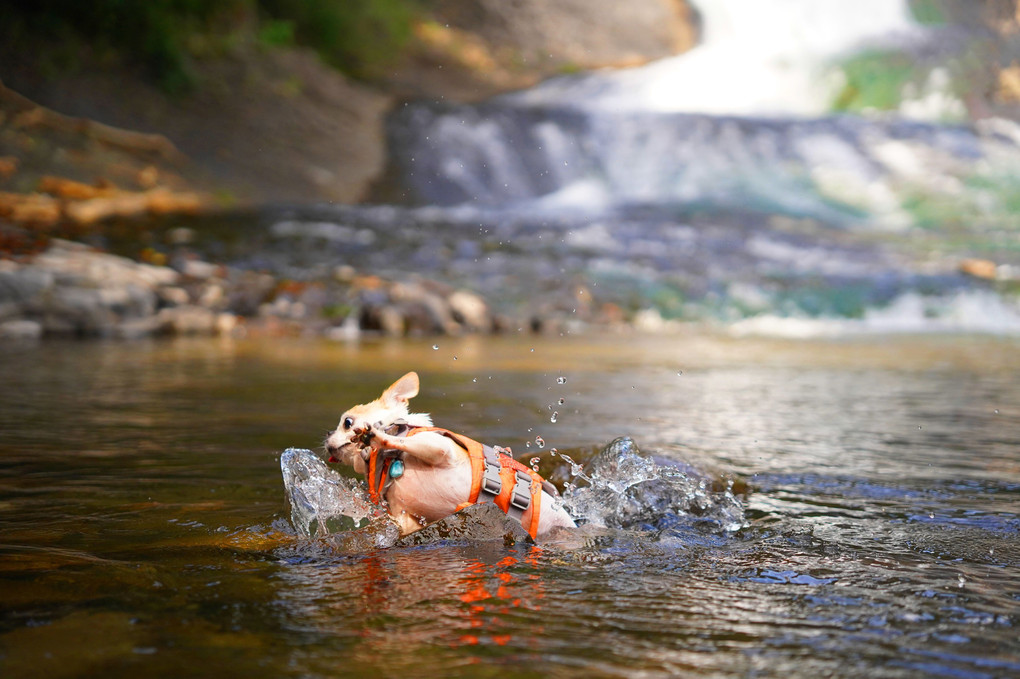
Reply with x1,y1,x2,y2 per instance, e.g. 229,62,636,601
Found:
0,236,508,341
432,0,695,71
116,315,168,340
0,266,52,308
448,289,491,331
376,305,406,336
197,280,226,309
215,312,238,335
158,305,218,335
0,191,61,224
326,315,361,342
158,286,190,307
0,319,41,339
226,271,277,317
391,280,460,335
959,258,998,280
33,240,178,289
180,258,221,280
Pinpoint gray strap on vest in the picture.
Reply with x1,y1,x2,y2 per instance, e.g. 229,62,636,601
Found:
479,445,533,521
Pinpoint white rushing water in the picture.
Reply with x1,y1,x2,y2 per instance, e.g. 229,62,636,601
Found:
388,0,1015,216
510,0,920,116
729,290,1020,339
280,440,747,544
351,1,1020,336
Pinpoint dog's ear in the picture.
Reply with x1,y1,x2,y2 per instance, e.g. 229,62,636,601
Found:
381,371,419,407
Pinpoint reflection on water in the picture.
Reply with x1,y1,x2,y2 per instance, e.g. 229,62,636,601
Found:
1,334,1018,677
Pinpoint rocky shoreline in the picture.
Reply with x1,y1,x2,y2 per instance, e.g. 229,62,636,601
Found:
0,237,515,341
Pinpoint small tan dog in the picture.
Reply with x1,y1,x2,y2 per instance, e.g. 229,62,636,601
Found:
325,372,576,539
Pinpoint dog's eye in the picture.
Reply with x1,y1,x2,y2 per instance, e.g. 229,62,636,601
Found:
342,417,354,431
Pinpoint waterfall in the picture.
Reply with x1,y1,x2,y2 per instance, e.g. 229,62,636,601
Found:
507,0,920,116
383,0,1007,221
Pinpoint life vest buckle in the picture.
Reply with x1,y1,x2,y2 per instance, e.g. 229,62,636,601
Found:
481,449,504,497
509,471,532,512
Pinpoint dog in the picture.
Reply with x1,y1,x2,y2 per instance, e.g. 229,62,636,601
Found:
325,372,576,539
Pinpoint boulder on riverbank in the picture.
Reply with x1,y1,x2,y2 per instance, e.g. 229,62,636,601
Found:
0,238,500,341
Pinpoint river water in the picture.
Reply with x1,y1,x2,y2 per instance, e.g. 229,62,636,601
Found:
1,333,1018,678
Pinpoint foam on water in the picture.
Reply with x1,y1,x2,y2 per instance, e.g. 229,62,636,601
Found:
730,290,1020,338
560,437,747,534
280,440,746,549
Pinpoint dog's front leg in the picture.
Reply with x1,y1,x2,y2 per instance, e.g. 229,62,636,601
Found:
367,429,460,468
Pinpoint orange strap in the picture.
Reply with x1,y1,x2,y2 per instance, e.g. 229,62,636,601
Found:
493,466,519,514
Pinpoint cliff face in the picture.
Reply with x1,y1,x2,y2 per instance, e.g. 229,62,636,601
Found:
429,0,697,70
0,1,696,206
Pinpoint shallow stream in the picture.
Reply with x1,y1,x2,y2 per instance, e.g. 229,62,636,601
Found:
2,333,1018,677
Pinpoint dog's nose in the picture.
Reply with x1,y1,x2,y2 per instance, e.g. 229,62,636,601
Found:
324,433,341,463
324,431,340,452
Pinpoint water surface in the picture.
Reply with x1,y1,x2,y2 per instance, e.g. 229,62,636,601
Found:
1,333,1018,678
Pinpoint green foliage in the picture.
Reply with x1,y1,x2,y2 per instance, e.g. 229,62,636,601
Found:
909,0,947,26
3,0,420,91
832,50,922,113
258,19,296,48
256,0,416,79
5,0,245,93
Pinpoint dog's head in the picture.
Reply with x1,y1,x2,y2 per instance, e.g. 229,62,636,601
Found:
325,371,432,466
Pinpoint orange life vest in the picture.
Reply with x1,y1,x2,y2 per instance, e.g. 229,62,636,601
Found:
370,426,547,539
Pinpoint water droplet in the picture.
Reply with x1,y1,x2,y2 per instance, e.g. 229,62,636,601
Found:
535,436,545,449
550,412,558,423
550,448,558,456
556,376,567,384
558,398,565,405
994,409,999,414
453,356,458,361
472,378,477,383
929,512,935,519
530,348,535,352
918,425,923,430
529,457,541,471
677,370,683,376
957,574,966,588
525,441,531,449
432,344,439,350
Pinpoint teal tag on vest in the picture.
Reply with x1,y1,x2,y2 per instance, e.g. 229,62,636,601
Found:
389,458,405,479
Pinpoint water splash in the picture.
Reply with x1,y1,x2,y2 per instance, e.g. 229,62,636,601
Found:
281,440,746,548
561,438,747,534
279,448,385,538
280,448,535,549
